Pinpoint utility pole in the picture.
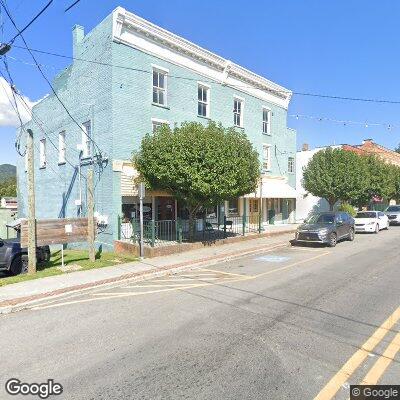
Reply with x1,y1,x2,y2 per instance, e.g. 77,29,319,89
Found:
26,129,37,274
87,168,95,262
139,182,145,259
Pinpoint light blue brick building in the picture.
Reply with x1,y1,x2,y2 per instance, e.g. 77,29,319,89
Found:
17,7,297,250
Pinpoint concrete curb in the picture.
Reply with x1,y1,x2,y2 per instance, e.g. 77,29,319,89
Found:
0,240,291,315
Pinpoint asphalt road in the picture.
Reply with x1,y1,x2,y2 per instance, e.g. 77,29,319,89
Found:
1,227,400,400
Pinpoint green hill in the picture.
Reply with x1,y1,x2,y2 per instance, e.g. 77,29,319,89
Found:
0,164,16,183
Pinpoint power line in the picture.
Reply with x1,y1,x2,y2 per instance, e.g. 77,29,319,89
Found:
65,0,81,13
9,44,400,105
0,0,106,161
8,0,53,44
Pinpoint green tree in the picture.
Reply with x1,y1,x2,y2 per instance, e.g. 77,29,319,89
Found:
0,177,17,198
302,148,366,210
133,121,260,240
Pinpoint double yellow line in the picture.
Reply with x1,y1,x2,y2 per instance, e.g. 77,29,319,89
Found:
314,306,400,399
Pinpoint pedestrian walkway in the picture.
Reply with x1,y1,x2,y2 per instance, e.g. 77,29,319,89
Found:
0,227,296,313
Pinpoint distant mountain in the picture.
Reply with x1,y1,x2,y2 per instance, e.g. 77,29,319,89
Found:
0,164,16,183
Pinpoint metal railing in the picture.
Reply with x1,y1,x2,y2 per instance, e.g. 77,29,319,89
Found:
118,214,263,247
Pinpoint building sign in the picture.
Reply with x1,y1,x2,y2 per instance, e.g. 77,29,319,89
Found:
20,218,95,247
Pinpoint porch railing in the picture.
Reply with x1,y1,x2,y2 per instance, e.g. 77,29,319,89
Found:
118,214,264,247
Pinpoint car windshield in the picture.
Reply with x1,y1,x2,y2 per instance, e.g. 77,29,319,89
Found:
307,214,335,224
386,206,400,212
356,212,376,219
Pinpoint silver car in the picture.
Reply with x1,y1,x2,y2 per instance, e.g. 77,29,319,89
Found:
385,205,400,225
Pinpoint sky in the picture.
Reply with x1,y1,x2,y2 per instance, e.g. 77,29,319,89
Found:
0,0,399,165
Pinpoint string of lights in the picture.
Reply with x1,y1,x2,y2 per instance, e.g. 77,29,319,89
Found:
289,114,397,131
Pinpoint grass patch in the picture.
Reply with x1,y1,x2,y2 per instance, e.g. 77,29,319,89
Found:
0,249,138,287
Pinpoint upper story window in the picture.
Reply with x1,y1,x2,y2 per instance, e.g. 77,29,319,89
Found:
233,98,243,127
288,156,295,173
59,131,66,164
198,84,209,117
153,68,167,106
262,143,271,171
82,121,92,158
152,118,169,133
262,108,271,134
39,138,46,168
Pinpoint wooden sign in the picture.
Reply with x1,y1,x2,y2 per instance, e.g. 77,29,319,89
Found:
20,218,95,248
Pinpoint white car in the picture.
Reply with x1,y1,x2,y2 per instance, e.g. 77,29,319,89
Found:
354,211,389,233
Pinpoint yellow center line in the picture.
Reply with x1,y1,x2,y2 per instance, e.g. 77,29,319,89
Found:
314,306,400,400
359,330,400,385
199,268,249,278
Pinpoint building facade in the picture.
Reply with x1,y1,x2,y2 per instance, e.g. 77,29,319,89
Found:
296,139,399,221
17,7,297,249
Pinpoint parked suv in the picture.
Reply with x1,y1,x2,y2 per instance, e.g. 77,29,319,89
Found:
385,205,400,225
0,237,50,275
294,212,355,247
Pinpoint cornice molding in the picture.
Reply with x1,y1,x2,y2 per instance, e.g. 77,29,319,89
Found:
112,7,292,108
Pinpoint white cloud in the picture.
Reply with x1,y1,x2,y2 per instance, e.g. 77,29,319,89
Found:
0,77,36,127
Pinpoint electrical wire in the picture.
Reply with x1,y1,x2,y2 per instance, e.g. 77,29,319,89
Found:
0,0,106,162
65,0,81,13
10,43,400,105
8,0,53,44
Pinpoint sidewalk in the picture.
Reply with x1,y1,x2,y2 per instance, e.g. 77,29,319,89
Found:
0,227,296,314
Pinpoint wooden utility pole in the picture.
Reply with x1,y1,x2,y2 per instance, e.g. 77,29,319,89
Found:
26,129,37,274
87,169,95,262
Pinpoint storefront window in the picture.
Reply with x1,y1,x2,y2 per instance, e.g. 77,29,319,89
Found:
228,198,239,215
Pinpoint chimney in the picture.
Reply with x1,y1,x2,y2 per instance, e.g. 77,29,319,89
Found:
72,25,84,58
362,138,373,145
302,143,309,151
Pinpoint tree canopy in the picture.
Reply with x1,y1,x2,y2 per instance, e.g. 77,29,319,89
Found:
0,177,16,198
303,147,400,209
133,121,260,235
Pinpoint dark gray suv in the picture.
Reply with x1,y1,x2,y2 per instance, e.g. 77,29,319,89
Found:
294,212,355,247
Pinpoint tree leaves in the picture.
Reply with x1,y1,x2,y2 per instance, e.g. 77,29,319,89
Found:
303,148,400,207
133,121,260,208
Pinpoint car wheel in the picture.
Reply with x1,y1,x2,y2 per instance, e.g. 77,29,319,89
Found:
348,228,355,241
374,224,379,234
328,233,337,247
9,255,28,276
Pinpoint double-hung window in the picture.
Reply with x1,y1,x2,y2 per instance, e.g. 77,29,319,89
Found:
233,98,243,127
59,131,66,164
82,121,92,158
152,119,169,133
198,84,209,117
288,156,295,173
39,138,46,168
153,68,167,106
262,144,272,171
262,108,271,134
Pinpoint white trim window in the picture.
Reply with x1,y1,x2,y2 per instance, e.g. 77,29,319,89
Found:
82,121,92,158
152,118,169,133
233,98,243,127
39,138,46,168
198,84,209,117
152,68,167,106
262,144,272,171
288,156,295,173
58,131,66,164
262,107,271,134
